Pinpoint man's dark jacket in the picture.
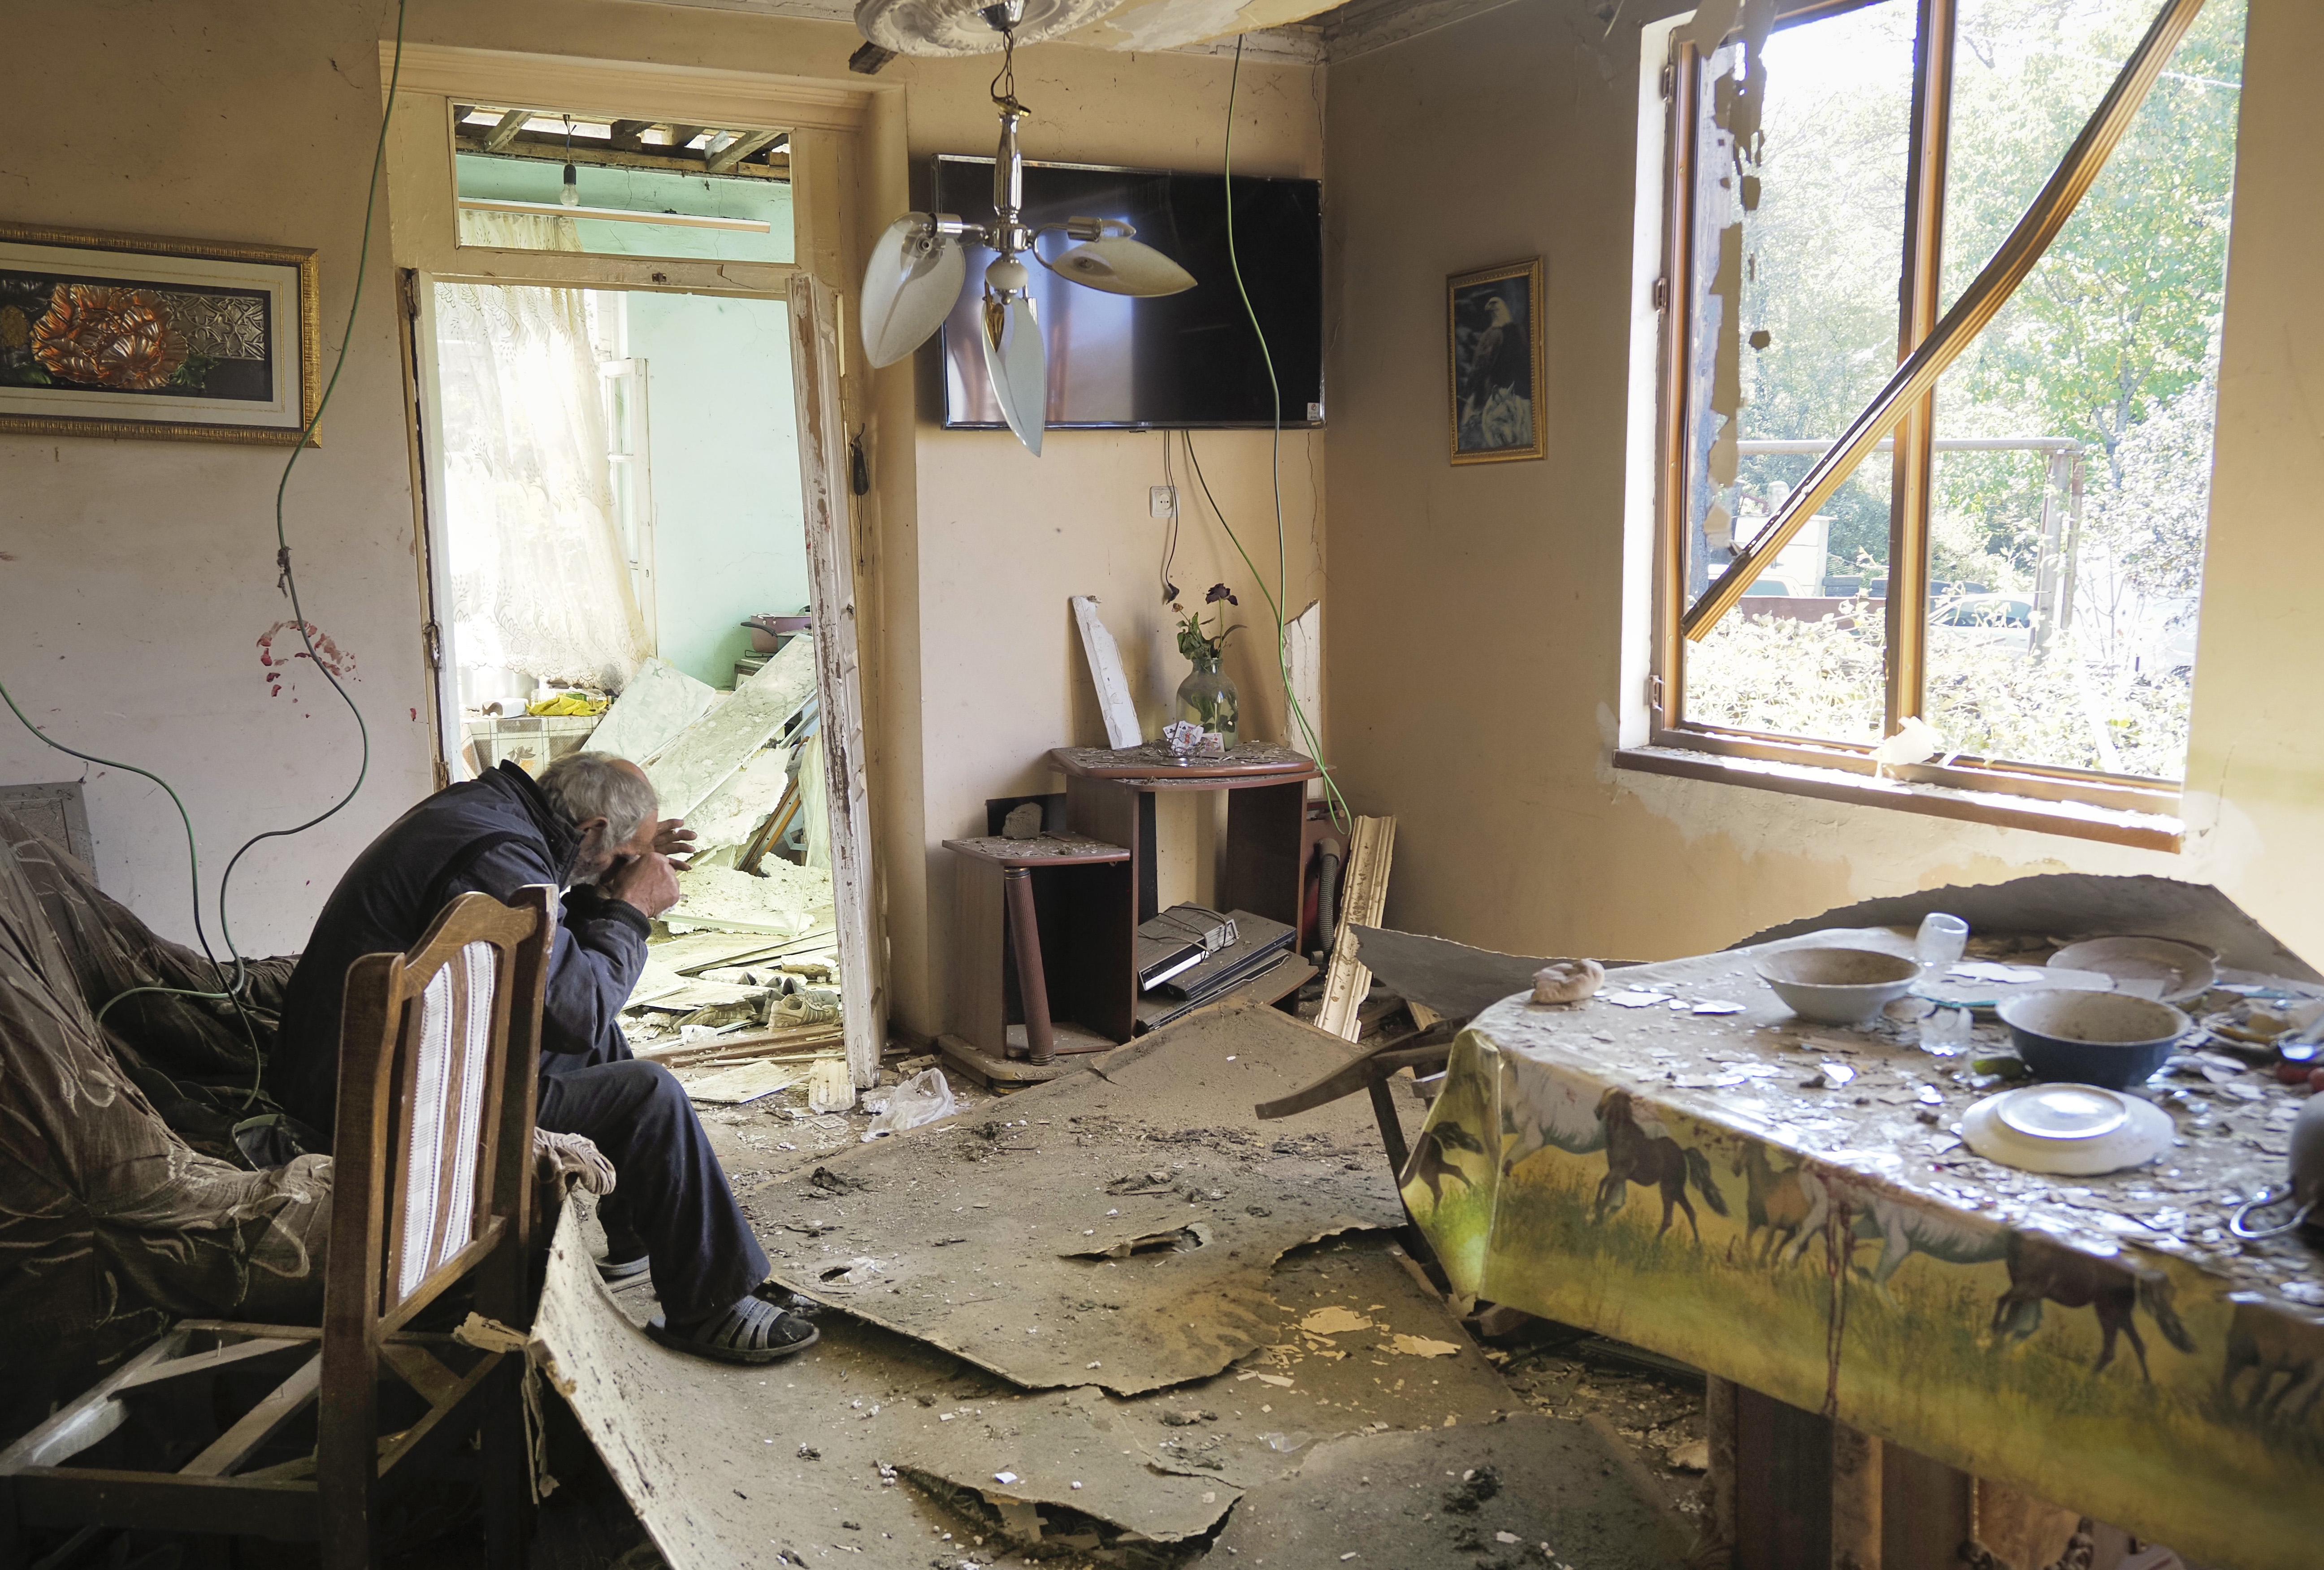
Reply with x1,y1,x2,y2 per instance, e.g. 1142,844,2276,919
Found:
275,762,650,1133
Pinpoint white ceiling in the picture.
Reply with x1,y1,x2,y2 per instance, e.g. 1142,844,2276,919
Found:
618,0,1529,64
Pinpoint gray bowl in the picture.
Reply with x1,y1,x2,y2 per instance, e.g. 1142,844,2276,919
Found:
1996,990,2190,1090
1756,947,1919,1025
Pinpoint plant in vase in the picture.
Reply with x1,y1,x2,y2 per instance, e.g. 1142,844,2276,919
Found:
1173,584,1241,751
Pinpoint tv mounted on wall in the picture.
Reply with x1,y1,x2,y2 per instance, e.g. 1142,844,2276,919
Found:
929,155,1323,431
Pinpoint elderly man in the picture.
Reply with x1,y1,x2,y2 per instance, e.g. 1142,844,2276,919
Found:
276,751,815,1364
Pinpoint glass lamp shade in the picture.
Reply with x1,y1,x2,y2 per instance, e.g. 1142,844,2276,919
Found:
1046,236,1195,297
860,215,966,368
980,287,1046,455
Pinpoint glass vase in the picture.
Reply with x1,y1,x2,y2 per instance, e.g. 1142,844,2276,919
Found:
1175,654,1240,749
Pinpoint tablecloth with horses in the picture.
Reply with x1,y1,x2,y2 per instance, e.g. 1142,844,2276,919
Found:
1403,940,2324,1570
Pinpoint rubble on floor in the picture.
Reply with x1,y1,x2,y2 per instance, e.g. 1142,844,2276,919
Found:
537,997,1698,1570
763,1002,1410,1394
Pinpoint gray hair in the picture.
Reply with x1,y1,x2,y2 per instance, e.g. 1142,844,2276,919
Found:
538,752,658,849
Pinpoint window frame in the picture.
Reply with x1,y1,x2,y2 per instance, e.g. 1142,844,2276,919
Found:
1627,0,2208,848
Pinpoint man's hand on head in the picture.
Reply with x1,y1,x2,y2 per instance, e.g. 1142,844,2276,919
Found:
650,817,697,865
602,850,682,920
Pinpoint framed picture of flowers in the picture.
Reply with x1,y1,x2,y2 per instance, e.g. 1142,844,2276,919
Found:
0,222,320,445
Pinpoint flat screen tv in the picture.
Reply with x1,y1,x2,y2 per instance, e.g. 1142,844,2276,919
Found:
929,156,1322,430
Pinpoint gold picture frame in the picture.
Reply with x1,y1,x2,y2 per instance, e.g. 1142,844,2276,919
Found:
0,221,321,446
1448,256,1545,465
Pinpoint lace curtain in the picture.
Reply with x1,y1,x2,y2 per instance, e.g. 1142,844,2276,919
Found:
438,211,649,692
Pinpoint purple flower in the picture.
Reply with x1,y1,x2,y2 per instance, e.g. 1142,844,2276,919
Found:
1205,584,1238,606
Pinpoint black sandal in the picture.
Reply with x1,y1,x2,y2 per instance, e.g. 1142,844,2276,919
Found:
646,1287,820,1364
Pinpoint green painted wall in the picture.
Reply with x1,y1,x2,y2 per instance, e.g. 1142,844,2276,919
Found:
626,291,808,689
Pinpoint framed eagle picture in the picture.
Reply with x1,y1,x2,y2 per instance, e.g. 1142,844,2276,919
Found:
0,221,320,445
1447,257,1545,465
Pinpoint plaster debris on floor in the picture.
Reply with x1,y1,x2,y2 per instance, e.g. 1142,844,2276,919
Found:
539,994,1697,1570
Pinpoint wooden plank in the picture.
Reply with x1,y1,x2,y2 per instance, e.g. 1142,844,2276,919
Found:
681,1060,810,1104
1070,595,1144,749
645,636,817,822
0,1331,188,1472
377,1355,505,1479
10,1469,317,1538
1315,816,1396,1041
789,271,885,1090
650,930,826,974
114,1336,306,1393
634,1022,842,1063
178,1354,323,1478
379,1341,464,1408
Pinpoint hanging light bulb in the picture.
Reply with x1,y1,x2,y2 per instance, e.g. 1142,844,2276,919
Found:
560,115,581,208
850,2,1197,456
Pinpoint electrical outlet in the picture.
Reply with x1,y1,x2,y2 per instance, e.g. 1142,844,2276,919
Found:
1150,485,1177,519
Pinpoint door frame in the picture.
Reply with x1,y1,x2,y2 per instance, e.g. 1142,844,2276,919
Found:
381,43,889,1079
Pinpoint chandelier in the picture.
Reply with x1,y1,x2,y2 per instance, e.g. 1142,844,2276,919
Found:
854,0,1197,454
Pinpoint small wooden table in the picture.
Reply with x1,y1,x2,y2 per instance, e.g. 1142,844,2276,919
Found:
1047,744,1319,930
941,833,1133,1068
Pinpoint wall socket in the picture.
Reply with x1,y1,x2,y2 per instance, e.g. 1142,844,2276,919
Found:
1149,484,1178,519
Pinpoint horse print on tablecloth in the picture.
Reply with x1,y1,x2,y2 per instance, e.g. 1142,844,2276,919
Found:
1992,1230,2195,1380
1592,1088,1728,1241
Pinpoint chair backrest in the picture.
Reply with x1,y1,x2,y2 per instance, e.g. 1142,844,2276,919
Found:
326,886,556,1337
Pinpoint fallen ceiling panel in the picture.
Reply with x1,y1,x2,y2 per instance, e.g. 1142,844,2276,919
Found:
1346,923,1561,1023
1207,1413,1695,1570
756,999,1412,1393
542,1193,1518,1570
885,1236,1518,1550
532,1200,1012,1570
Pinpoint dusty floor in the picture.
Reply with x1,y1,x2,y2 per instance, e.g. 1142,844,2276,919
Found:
515,1012,1711,1570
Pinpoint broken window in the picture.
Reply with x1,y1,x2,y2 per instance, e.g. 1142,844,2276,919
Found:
451,106,795,264
1658,0,2243,789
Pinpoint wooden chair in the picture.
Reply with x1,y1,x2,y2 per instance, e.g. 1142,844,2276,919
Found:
0,886,557,1570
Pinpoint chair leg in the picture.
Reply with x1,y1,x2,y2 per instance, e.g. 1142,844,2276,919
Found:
481,1362,531,1570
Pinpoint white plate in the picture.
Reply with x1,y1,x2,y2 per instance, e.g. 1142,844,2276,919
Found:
1962,1083,2172,1175
2047,936,2218,1008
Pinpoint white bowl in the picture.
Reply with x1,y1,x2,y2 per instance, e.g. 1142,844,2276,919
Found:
1962,1083,2173,1175
1755,947,1919,1025
2047,935,2218,1006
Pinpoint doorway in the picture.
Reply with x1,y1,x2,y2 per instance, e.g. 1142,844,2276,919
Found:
388,81,882,1078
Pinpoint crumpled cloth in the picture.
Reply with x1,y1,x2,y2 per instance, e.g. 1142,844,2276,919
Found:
0,812,332,1441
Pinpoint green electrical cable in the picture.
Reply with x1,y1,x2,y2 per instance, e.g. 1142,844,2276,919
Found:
0,0,407,1107
0,683,247,1034
216,0,405,971
1210,35,1352,833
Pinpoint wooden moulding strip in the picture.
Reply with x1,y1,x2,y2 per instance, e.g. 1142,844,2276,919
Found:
636,1025,844,1066
1316,816,1396,1042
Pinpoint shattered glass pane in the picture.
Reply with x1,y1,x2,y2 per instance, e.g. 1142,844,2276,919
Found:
1680,1,1914,744
1922,0,2243,779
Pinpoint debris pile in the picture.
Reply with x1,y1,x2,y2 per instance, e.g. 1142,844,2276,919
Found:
571,640,846,1068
